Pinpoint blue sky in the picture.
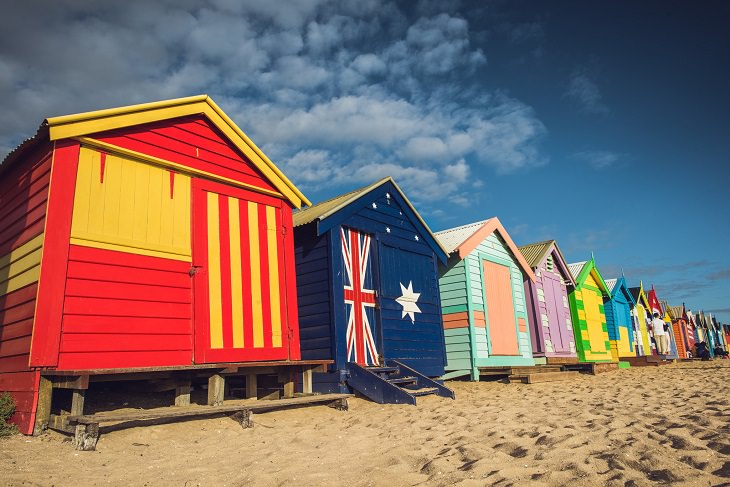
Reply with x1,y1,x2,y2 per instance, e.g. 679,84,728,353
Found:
1,1,728,321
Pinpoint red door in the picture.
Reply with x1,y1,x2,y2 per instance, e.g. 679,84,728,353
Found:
192,179,290,363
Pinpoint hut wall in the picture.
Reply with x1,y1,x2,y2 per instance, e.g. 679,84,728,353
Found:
569,272,612,362
529,254,575,357
0,143,53,434
633,303,652,356
440,260,474,373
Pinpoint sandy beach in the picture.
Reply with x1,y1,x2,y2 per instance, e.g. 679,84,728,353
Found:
1,362,728,486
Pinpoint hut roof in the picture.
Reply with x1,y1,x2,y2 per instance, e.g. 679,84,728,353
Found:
517,239,575,286
435,218,535,282
293,177,448,262
566,257,611,296
1,95,310,208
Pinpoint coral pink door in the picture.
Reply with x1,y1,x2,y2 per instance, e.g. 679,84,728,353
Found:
483,260,519,355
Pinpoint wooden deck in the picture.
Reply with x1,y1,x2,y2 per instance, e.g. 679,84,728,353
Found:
562,362,619,375
620,355,674,367
68,394,352,451
479,365,583,384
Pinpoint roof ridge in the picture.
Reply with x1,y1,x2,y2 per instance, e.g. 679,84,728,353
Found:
517,239,555,249
434,218,492,235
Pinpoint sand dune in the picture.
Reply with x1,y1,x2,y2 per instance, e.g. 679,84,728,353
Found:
1,362,729,486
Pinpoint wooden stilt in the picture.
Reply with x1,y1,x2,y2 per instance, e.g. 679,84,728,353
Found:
33,376,53,435
208,374,224,406
245,373,257,399
174,382,191,406
71,389,86,416
302,366,313,394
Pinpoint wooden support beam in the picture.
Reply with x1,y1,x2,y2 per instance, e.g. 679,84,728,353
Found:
71,389,86,416
50,375,89,390
74,423,99,451
33,376,53,435
175,383,191,406
208,374,224,406
245,373,257,399
302,366,313,395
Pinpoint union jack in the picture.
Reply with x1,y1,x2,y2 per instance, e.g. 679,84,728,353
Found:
341,227,378,365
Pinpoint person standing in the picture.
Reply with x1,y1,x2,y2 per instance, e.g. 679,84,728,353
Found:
651,312,669,355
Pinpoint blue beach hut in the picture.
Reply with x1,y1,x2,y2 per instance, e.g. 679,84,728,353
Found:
603,275,636,361
292,177,453,404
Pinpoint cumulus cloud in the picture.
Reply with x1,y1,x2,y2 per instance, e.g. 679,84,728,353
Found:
0,0,547,205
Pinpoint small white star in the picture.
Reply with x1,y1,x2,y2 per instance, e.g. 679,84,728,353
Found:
399,211,402,215
386,193,391,199
396,281,421,323
414,235,419,241
372,202,377,209
386,227,391,233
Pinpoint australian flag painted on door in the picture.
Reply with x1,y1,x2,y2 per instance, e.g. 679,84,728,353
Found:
292,177,449,393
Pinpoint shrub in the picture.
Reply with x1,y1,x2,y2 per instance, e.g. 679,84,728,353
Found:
0,392,18,437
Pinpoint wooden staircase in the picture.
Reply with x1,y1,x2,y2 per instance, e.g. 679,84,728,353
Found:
346,360,455,405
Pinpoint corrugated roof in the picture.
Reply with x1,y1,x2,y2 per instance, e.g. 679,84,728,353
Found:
433,219,490,254
517,240,554,269
567,261,587,279
605,278,618,293
292,182,370,227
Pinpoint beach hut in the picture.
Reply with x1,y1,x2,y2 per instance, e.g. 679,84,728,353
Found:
646,286,678,358
566,257,614,363
435,218,536,380
603,276,636,361
666,305,693,358
518,240,577,364
628,283,653,356
292,177,454,403
696,311,715,356
0,95,329,436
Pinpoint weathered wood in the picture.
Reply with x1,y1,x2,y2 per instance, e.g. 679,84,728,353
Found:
49,375,89,390
232,409,253,429
328,398,349,411
245,373,257,399
39,360,333,376
71,389,86,416
175,382,191,406
508,371,581,384
74,423,99,451
48,414,75,434
208,374,225,406
302,366,313,394
33,376,53,435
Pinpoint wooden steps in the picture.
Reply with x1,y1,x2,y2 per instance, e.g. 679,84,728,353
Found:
620,355,674,367
478,365,564,378
544,356,580,365
508,371,581,384
562,362,619,375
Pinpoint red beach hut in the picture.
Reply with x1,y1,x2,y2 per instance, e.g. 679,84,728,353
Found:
0,95,322,435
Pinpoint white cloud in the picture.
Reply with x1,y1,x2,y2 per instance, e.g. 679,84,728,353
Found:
565,68,609,115
572,150,621,170
0,1,547,205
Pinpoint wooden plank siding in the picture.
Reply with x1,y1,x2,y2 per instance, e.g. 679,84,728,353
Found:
293,229,333,362
57,246,193,369
0,144,52,435
94,116,279,195
568,267,613,363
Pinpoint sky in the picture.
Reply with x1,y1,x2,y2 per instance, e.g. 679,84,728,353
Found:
1,0,728,322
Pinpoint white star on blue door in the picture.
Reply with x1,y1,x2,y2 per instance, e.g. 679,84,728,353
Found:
396,281,421,323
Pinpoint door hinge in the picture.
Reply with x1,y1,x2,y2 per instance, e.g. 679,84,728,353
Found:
189,266,203,277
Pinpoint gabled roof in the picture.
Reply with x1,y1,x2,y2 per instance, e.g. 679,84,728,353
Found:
566,257,611,296
667,305,684,321
605,276,635,305
3,95,310,208
435,218,535,282
518,239,575,286
293,177,448,263
628,281,650,308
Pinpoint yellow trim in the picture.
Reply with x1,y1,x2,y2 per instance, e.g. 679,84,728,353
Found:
69,238,192,262
76,136,284,201
266,206,282,348
207,193,223,349
46,95,310,208
0,234,44,297
228,197,244,349
248,202,264,348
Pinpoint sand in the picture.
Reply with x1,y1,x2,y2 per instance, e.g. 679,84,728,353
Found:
1,362,729,486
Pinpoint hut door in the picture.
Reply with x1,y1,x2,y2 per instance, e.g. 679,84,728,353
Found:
340,227,381,366
192,180,290,363
482,260,520,355
543,276,569,353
